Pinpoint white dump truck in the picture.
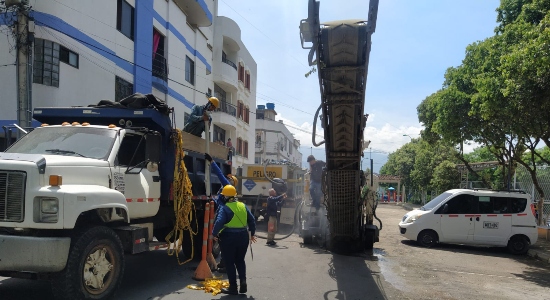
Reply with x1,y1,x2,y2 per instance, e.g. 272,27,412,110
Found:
0,98,229,300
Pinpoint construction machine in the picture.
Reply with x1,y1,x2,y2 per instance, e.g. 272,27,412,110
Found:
299,0,381,253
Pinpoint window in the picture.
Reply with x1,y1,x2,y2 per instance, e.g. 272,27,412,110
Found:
440,194,477,214
207,88,212,97
238,62,244,82
510,197,527,213
60,46,78,68
185,56,195,85
237,138,243,156
245,71,251,90
33,39,60,87
213,125,226,144
117,134,145,166
237,101,243,119
244,140,248,158
152,29,167,80
255,157,261,164
117,0,134,40
115,76,133,102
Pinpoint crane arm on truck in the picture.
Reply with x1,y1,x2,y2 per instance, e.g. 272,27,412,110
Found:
300,0,380,253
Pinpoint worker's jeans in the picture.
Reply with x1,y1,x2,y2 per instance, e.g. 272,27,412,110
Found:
309,181,323,210
267,216,278,242
219,230,249,286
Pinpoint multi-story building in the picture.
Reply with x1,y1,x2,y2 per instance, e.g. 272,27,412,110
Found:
0,0,256,167
255,103,302,166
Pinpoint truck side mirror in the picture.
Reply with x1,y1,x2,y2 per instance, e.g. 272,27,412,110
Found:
145,132,161,163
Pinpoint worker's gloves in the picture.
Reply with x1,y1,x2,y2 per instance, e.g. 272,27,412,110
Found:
205,153,213,162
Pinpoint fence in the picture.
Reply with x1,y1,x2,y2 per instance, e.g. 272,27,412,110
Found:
515,165,550,225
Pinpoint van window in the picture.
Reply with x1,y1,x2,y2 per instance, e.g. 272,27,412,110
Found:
478,196,511,214
510,197,527,213
443,194,477,214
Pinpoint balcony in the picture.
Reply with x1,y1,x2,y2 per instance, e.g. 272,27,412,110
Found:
211,104,236,129
213,59,238,91
215,101,237,116
222,57,237,71
152,53,168,82
173,0,213,27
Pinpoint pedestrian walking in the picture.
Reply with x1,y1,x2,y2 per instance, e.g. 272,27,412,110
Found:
212,185,256,295
266,188,286,246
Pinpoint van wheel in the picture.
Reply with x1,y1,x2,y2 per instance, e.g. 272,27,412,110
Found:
51,226,124,300
507,235,530,255
417,230,438,248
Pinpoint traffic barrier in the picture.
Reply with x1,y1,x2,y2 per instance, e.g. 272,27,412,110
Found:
206,200,217,270
193,202,213,281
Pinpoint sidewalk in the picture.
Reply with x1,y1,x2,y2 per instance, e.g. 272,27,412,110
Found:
528,229,550,264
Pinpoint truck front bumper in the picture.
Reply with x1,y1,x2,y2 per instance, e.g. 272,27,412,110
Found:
0,234,70,272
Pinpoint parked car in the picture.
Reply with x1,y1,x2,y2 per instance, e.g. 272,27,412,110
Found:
399,189,538,254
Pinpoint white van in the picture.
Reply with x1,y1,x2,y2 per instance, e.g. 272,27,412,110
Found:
398,189,538,254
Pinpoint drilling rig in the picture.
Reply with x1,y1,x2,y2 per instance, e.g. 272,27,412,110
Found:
299,0,380,253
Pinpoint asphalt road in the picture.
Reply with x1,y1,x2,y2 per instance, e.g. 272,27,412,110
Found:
1,205,549,299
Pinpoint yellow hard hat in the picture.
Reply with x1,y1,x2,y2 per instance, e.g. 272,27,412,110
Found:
221,185,237,197
208,97,220,108
227,175,238,187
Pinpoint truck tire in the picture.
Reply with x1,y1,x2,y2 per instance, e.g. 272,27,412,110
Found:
507,235,529,255
302,229,313,245
51,226,125,300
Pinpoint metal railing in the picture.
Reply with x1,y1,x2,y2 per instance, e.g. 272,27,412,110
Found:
215,101,237,117
152,53,168,81
222,57,237,70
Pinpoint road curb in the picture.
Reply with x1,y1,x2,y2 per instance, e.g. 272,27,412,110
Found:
527,248,550,264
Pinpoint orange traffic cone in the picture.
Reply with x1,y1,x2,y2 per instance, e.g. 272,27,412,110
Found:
206,200,217,270
193,202,213,281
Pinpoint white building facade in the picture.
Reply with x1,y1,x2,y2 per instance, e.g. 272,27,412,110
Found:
255,103,302,167
0,0,256,167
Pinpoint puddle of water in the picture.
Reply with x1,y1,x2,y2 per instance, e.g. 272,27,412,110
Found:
373,248,409,292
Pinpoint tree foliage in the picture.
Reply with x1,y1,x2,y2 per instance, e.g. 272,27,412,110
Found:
410,0,550,224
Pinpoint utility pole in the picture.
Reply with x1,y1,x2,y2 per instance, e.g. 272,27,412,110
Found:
8,0,33,135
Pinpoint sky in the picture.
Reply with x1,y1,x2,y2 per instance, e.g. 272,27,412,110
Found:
218,0,501,172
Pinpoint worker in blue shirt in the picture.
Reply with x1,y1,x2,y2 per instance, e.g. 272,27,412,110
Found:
205,153,240,273
183,97,219,137
266,188,286,245
212,185,256,295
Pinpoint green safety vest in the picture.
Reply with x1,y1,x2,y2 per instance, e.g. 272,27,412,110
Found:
224,201,247,229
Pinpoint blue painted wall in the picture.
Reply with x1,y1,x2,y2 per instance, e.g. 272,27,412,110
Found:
134,0,153,94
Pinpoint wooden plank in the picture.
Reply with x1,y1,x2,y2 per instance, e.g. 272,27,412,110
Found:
180,130,229,159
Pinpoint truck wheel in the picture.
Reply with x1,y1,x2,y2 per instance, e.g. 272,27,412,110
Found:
302,229,313,245
51,226,125,300
417,230,438,248
507,235,529,255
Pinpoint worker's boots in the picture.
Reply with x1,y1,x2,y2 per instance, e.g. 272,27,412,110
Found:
221,285,238,295
239,280,247,293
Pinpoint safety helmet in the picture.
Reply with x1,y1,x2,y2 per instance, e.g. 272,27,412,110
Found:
208,97,220,108
227,174,238,187
221,185,237,197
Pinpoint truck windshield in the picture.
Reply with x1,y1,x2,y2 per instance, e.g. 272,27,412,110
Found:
6,127,116,160
420,192,453,211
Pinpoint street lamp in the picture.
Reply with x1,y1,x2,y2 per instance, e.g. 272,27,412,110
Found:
403,134,412,140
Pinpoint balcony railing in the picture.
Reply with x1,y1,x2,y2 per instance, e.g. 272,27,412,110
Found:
152,53,168,81
215,101,237,116
222,57,237,70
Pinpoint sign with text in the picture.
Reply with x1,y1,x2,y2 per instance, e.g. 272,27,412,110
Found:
246,166,283,181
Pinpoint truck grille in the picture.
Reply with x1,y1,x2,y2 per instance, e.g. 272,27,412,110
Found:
0,171,26,222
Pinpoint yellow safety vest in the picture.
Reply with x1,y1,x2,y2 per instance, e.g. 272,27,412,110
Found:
224,201,247,229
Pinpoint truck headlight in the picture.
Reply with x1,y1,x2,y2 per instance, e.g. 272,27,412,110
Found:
405,214,422,224
37,197,59,223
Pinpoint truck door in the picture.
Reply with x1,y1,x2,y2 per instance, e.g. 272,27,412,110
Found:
114,133,161,219
438,194,477,242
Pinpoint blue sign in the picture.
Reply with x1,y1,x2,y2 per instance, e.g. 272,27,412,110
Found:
243,179,256,191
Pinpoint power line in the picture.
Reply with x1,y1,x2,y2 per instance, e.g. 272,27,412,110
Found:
219,0,307,68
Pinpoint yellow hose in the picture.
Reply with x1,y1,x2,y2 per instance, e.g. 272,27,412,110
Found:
165,129,197,265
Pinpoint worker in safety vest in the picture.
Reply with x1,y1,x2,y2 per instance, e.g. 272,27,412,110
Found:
212,185,256,295
205,153,238,273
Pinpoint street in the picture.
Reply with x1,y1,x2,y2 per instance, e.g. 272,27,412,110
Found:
1,205,549,299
